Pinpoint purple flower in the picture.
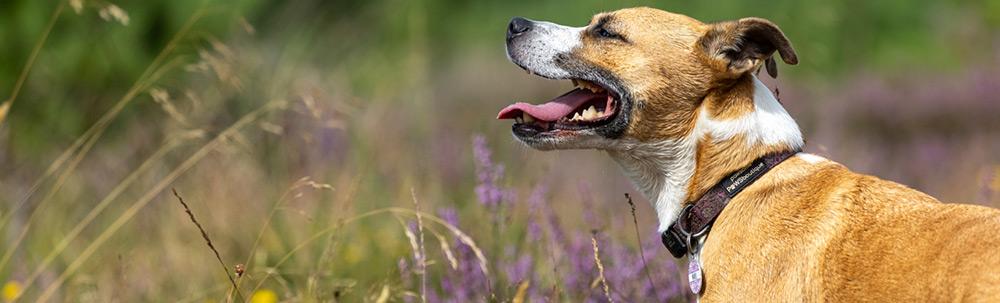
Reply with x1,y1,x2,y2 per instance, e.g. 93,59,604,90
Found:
525,184,548,241
433,206,491,302
437,207,460,227
577,182,601,229
398,257,410,282
503,248,534,284
472,135,514,209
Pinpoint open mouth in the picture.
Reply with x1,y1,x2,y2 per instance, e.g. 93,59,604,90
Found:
496,79,619,135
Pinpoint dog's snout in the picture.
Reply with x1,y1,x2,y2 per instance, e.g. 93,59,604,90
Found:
507,17,533,40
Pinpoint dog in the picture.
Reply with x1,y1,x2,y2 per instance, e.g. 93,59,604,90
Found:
499,7,1000,301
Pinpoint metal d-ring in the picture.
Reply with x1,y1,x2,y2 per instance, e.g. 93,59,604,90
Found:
677,203,712,255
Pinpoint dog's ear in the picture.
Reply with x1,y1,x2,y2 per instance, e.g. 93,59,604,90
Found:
698,17,798,78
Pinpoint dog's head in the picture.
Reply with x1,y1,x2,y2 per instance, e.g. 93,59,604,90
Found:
498,7,797,150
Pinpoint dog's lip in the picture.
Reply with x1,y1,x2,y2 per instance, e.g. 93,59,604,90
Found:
506,60,623,99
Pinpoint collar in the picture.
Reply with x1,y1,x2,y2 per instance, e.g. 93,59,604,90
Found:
660,149,799,258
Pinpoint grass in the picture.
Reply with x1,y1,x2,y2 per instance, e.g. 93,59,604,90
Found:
590,233,613,303
172,188,244,301
0,1,997,302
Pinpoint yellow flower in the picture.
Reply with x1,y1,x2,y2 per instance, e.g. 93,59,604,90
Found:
250,289,278,303
2,281,22,302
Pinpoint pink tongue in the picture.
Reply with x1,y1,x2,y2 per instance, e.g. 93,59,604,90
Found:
497,88,604,121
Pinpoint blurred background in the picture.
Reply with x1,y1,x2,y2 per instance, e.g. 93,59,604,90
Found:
0,0,997,301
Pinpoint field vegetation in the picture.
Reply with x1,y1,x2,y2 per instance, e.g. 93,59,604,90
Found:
0,0,997,301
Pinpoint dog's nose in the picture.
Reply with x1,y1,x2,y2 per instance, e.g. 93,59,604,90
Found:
507,17,532,40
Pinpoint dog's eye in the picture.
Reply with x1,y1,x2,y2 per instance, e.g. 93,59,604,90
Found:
596,27,619,39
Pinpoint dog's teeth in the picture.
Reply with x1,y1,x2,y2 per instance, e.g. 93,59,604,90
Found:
515,116,523,123
580,107,592,120
572,79,580,87
584,106,598,119
572,112,582,121
523,113,535,123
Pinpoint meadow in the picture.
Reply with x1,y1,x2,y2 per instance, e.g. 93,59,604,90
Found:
0,0,998,302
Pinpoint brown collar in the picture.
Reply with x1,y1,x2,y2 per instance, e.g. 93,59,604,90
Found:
661,149,800,258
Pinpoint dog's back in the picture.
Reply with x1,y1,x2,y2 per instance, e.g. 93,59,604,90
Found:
701,156,1000,301
824,172,1000,301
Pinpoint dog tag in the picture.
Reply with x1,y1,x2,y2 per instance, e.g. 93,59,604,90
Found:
688,254,703,294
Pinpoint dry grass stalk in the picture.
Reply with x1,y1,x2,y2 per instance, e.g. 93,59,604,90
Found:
317,176,356,273
149,87,191,126
396,216,423,267
512,280,530,303
374,285,391,303
591,233,614,303
69,0,83,14
172,189,243,301
625,193,660,299
410,188,428,303
428,228,458,270
97,3,130,26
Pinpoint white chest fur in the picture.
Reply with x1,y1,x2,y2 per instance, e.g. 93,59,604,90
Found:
608,76,803,231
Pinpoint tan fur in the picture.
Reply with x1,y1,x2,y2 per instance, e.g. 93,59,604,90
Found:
573,9,711,141
699,157,1000,301
568,7,1000,301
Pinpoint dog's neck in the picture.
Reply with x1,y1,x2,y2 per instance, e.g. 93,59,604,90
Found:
609,75,803,231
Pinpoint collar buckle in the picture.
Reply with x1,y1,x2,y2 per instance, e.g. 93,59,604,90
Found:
661,227,687,258
661,203,713,258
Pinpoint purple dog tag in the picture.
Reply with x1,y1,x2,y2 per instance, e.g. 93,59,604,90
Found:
688,255,703,294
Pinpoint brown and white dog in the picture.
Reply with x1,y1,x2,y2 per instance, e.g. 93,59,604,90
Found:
498,7,1000,301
